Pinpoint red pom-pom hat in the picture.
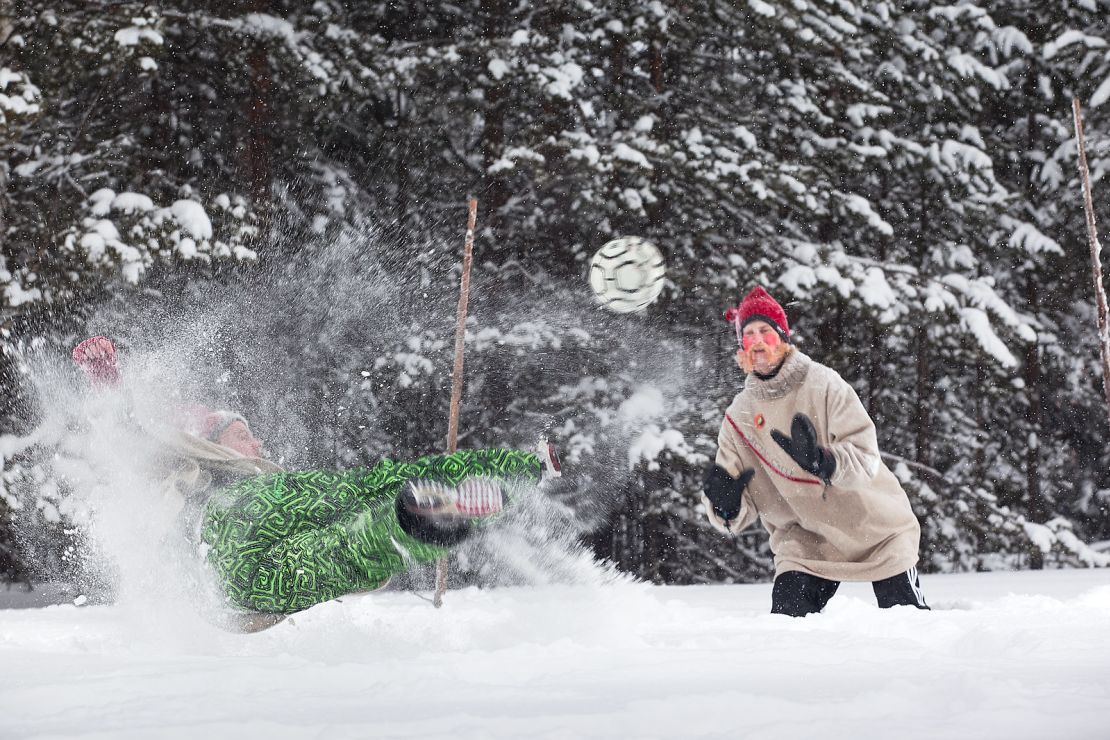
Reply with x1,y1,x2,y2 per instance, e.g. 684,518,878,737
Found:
72,336,121,387
724,286,790,343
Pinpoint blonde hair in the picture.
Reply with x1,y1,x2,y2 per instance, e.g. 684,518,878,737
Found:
737,342,794,375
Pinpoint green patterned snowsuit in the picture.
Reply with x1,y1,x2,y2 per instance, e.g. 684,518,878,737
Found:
201,448,541,614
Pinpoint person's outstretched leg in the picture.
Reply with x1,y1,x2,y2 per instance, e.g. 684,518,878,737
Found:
203,473,449,614
202,448,548,614
359,448,545,501
771,571,840,617
872,566,929,610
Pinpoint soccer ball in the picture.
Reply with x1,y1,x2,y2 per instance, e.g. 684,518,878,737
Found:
588,237,666,313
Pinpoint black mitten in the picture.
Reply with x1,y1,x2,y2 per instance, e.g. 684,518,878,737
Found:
770,413,836,484
703,464,756,524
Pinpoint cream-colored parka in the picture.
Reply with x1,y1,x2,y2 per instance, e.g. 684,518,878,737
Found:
704,349,921,582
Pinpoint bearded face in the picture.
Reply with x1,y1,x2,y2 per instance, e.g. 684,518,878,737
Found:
737,320,791,375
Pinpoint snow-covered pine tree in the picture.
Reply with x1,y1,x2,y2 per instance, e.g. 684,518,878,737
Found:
3,1,1109,587
925,0,1110,559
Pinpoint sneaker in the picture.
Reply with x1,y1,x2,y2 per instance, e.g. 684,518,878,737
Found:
537,439,562,480
403,477,504,521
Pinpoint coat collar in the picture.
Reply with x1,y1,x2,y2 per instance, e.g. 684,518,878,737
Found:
742,349,811,401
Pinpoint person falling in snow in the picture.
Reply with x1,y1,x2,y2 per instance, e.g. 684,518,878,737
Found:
72,336,561,622
700,287,928,617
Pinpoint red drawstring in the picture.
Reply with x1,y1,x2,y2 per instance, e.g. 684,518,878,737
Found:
725,413,822,486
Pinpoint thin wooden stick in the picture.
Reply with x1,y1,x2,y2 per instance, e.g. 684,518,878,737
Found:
1072,98,1110,426
434,198,478,608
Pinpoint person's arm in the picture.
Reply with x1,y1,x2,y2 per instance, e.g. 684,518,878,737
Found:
821,376,883,489
702,418,760,534
770,373,885,490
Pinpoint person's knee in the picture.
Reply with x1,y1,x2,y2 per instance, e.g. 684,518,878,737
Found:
771,571,839,617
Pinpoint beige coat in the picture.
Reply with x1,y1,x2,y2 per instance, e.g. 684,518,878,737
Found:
704,350,921,582
146,426,284,526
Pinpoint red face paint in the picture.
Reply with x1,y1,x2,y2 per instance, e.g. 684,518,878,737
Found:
742,327,781,350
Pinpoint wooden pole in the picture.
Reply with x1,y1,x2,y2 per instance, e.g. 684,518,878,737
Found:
1072,98,1110,425
434,198,478,608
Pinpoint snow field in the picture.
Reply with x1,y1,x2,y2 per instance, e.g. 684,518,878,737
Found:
2,568,1110,740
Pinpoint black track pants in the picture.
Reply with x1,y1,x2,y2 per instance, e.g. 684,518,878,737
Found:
771,567,929,617
771,571,840,616
872,566,929,610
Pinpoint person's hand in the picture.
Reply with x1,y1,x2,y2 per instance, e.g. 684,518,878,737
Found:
770,413,836,484
72,336,120,387
703,464,755,524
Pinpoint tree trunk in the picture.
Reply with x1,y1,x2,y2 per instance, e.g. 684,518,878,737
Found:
913,178,932,463
865,322,880,420
1022,278,1047,522
394,90,410,232
974,361,987,481
479,0,510,230
913,324,931,463
0,140,7,253
244,43,273,207
1022,274,1047,570
645,34,670,232
243,0,275,212
0,11,14,246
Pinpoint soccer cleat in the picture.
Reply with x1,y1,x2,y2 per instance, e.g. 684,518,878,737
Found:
537,439,562,480
403,477,504,521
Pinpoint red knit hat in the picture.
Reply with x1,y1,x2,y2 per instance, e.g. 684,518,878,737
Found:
72,336,121,387
724,286,790,341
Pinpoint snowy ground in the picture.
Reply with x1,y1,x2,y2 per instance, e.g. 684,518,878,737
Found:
3,569,1110,740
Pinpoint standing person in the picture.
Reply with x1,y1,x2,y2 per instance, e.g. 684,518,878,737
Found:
700,287,928,616
72,336,561,624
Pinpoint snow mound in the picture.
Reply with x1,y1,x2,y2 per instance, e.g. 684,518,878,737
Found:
3,569,1110,739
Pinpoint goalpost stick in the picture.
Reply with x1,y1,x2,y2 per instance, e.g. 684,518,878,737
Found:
434,198,478,608
1072,98,1110,426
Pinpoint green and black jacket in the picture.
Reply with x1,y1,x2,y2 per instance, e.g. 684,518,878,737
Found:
200,448,542,614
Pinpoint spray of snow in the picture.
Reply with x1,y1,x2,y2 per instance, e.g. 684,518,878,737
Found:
14,355,236,641
11,196,715,625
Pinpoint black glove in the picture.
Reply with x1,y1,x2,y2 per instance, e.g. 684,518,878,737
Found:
770,413,836,484
703,464,755,524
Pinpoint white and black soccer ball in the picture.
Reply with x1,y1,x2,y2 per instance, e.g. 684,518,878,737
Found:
588,237,666,314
